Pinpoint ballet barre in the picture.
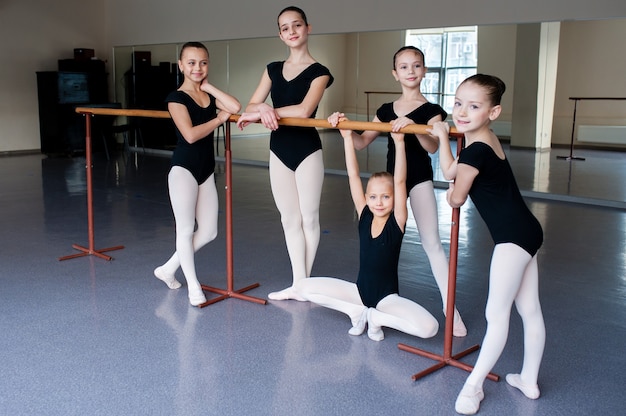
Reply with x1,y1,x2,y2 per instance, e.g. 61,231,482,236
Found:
557,96,626,161
65,105,481,354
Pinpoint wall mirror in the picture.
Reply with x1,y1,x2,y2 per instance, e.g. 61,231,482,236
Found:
112,19,626,205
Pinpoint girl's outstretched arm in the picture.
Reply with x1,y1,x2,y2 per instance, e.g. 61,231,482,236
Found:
390,132,408,229
341,129,366,216
328,112,382,150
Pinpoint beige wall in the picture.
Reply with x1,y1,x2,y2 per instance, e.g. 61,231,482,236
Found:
1,0,626,153
104,0,625,46
0,0,107,153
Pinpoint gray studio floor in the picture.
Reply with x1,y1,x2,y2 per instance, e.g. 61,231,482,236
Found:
0,131,625,415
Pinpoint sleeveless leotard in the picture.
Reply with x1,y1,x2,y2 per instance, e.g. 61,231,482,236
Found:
267,61,334,171
376,102,447,193
459,142,543,256
356,206,404,307
166,90,217,185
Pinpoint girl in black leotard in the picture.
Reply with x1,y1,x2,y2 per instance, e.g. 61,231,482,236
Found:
236,7,333,301
154,42,240,307
328,46,467,337
431,74,545,415
295,127,438,342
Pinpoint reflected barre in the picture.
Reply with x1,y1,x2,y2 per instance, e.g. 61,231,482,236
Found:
74,107,462,137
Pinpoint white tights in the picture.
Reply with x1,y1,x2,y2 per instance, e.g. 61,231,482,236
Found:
464,243,545,391
159,167,218,294
295,277,439,339
269,150,324,289
409,182,458,312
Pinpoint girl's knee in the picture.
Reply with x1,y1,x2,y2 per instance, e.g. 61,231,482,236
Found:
301,213,319,232
280,215,302,232
196,227,218,246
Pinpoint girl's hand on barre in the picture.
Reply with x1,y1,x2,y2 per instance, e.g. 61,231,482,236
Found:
327,112,346,127
390,116,413,132
236,112,259,130
258,103,280,131
328,112,353,138
427,121,450,140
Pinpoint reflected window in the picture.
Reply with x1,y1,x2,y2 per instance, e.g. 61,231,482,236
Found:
406,27,477,113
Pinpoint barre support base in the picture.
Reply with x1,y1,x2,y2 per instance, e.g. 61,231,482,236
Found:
59,113,124,262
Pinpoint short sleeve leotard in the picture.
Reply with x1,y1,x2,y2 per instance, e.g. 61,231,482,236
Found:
459,142,543,256
376,102,447,193
166,90,217,185
267,61,334,171
356,206,404,307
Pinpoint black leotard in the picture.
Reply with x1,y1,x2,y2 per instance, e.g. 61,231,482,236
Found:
166,90,217,185
376,102,447,193
267,61,334,171
356,206,404,307
459,142,543,256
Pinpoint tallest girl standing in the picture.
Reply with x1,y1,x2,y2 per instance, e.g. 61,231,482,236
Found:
237,6,333,301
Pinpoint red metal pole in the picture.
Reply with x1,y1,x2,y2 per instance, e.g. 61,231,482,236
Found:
200,122,266,306
59,113,124,261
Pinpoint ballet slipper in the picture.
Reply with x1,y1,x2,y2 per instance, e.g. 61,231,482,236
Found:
506,373,540,399
455,383,484,415
444,308,468,337
348,308,368,336
268,286,306,302
454,310,468,337
154,266,182,290
188,287,207,307
366,308,384,341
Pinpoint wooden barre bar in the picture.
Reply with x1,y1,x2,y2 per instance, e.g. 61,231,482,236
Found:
75,107,171,119
74,107,461,136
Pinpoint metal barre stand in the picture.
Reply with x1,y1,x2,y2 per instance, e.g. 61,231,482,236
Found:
557,97,626,161
59,113,124,261
198,122,266,307
60,108,265,307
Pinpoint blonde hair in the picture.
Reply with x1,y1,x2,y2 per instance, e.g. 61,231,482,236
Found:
367,172,394,190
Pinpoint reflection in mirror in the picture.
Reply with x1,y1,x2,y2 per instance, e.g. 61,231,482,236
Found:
112,19,626,204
